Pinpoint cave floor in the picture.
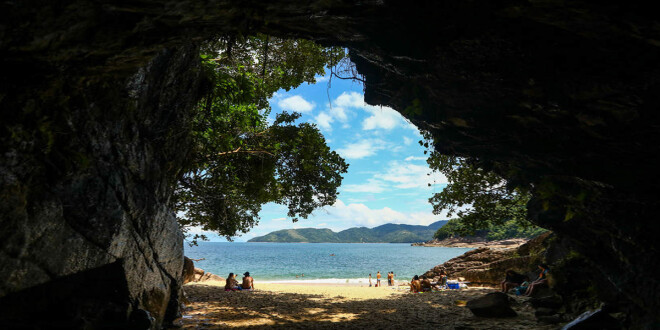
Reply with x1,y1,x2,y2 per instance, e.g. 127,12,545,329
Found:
177,284,560,329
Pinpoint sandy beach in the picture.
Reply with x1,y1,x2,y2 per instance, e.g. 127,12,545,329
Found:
179,282,558,329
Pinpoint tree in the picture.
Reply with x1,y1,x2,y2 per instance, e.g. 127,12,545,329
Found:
423,132,540,237
174,35,348,241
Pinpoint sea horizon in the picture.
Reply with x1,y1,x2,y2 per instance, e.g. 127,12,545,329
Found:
184,242,472,282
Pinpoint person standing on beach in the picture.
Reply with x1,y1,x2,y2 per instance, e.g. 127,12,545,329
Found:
376,271,381,287
369,274,373,287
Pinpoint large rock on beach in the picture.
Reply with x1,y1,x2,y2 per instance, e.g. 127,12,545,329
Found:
425,232,552,286
466,292,517,318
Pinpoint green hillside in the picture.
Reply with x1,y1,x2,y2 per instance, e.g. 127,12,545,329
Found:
248,220,448,243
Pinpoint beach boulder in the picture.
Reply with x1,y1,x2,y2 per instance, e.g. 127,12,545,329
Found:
466,292,517,318
183,257,196,284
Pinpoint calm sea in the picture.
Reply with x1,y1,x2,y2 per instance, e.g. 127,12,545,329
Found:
184,242,471,284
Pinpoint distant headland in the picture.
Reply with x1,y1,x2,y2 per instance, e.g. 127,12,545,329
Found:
248,221,448,243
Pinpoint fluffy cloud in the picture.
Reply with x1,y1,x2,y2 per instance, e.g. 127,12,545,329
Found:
331,91,415,131
376,161,448,189
341,160,447,195
278,95,315,113
362,105,402,130
403,136,413,145
334,91,364,108
341,178,386,193
315,199,446,228
404,156,426,161
336,139,387,159
314,112,334,131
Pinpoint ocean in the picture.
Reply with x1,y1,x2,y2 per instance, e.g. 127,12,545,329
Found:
184,242,472,284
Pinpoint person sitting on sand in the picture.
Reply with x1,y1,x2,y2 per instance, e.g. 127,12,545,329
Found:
439,269,448,288
410,275,422,293
225,273,240,291
524,264,550,296
420,275,433,292
501,269,526,293
240,272,254,290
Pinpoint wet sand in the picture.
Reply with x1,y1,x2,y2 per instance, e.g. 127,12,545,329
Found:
180,282,558,329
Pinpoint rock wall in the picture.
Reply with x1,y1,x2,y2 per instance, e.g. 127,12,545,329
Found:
425,232,551,286
2,0,660,327
0,44,204,327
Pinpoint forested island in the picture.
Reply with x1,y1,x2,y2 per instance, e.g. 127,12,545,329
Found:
248,221,448,243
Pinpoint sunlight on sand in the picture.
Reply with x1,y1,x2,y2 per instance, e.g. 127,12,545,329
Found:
180,282,559,329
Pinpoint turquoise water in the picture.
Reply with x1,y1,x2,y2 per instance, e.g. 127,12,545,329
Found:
184,242,471,283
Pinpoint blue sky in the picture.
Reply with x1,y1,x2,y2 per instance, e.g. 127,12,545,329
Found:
191,70,450,242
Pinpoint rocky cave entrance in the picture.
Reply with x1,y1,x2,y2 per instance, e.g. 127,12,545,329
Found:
2,1,660,328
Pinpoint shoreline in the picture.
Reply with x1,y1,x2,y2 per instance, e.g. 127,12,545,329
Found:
412,238,528,249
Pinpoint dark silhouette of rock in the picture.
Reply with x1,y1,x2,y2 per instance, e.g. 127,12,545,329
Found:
466,292,517,318
538,315,565,325
530,295,563,309
535,307,559,317
563,309,621,329
183,257,196,284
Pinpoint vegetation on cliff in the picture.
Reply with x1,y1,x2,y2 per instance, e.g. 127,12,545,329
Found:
174,35,349,241
249,221,447,243
434,218,547,241
423,133,544,239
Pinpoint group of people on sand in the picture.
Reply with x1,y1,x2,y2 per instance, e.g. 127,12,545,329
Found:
368,271,396,287
225,272,254,291
409,271,449,293
500,263,549,296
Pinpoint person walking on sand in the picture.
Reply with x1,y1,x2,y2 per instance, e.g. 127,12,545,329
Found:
376,271,382,287
369,273,373,287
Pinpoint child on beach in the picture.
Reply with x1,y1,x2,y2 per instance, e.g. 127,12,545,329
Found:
376,271,381,286
369,274,373,287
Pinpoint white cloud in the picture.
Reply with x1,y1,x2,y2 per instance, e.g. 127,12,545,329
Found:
334,92,364,108
404,156,426,161
375,161,448,189
315,112,334,131
336,139,386,159
330,92,414,131
362,105,403,130
271,217,287,221
315,199,446,228
278,95,315,113
315,76,329,83
342,179,386,193
341,160,447,195
329,106,348,122
403,136,413,145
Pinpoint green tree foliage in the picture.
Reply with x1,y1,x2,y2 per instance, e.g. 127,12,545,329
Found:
434,219,547,241
174,34,348,241
423,132,544,238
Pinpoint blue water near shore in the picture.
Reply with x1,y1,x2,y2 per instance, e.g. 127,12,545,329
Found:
185,242,471,284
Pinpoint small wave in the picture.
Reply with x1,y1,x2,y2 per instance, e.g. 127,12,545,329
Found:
261,278,402,285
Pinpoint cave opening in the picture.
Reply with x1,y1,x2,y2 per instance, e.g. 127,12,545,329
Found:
2,1,660,328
